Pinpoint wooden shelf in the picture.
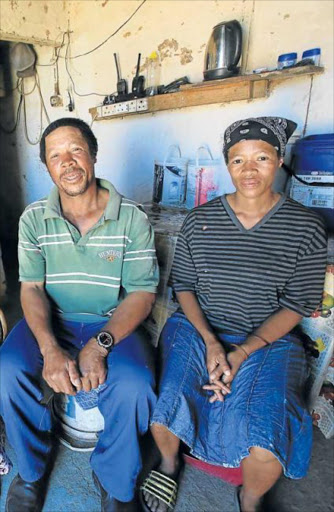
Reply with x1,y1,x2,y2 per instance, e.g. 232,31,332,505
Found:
89,65,324,122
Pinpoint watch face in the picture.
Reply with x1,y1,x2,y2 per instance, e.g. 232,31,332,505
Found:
97,331,114,349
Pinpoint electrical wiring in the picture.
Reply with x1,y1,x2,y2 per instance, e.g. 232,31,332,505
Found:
36,72,50,125
22,78,42,145
64,32,112,97
36,31,67,67
21,72,50,145
69,0,147,59
17,74,37,96
0,78,21,95
0,94,23,134
90,112,98,128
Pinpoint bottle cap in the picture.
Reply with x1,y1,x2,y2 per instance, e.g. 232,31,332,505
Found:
302,48,321,58
278,52,298,62
149,51,159,60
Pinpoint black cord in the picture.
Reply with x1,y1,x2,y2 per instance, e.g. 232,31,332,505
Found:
282,163,334,187
64,32,112,97
0,78,20,95
36,32,67,67
0,94,23,134
69,0,147,59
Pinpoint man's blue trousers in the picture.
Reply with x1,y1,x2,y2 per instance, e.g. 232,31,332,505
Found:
0,318,157,502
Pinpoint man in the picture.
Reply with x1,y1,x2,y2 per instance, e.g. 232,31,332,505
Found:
0,118,159,511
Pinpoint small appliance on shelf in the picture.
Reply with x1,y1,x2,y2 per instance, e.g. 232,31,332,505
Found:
203,20,242,80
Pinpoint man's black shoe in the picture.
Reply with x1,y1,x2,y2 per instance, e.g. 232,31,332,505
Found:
92,472,137,512
5,473,47,512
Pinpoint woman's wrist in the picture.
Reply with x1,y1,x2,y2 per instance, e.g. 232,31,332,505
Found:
202,331,221,347
242,333,271,355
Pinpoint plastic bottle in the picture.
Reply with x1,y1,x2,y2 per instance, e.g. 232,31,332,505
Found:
146,51,160,96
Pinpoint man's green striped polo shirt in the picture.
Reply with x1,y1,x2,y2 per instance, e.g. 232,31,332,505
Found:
18,179,159,321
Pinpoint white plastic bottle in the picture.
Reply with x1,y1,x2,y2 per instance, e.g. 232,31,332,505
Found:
146,51,160,96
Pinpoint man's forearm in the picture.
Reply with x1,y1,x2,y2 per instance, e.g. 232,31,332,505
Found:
101,291,155,344
21,283,59,356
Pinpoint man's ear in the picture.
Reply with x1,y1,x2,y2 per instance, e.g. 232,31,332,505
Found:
278,157,284,168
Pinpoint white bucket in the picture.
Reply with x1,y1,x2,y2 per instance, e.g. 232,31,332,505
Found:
186,145,223,209
52,393,104,452
153,145,188,207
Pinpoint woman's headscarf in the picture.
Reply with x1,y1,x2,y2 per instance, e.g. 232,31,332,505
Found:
222,116,297,163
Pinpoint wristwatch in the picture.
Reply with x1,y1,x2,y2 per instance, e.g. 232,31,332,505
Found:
95,331,114,353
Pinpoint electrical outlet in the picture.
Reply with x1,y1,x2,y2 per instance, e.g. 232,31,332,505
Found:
116,103,127,113
136,98,148,111
128,100,137,113
102,104,117,116
98,98,149,118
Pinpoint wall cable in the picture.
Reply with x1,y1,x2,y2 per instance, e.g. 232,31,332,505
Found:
17,75,37,96
21,72,50,145
0,78,20,95
302,76,314,137
0,94,23,134
36,31,67,67
64,32,112,97
69,0,147,59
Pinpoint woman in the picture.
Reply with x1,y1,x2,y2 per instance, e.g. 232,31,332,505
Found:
141,117,328,512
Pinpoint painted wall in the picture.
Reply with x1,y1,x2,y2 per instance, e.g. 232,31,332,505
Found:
0,0,333,238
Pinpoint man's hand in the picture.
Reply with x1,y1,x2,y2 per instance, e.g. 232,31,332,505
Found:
78,338,108,392
42,346,82,395
203,340,231,403
203,346,246,403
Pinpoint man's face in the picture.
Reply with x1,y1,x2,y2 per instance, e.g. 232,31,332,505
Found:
45,126,96,197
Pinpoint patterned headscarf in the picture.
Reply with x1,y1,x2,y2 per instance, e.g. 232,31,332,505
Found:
222,116,297,163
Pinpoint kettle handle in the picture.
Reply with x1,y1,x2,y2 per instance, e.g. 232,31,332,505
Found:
227,20,242,71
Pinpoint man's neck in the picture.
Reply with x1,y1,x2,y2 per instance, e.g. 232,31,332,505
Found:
59,181,109,235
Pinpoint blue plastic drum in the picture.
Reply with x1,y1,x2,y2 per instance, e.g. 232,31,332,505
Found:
290,134,334,232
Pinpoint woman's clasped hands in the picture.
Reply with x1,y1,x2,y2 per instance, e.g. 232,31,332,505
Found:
203,339,247,403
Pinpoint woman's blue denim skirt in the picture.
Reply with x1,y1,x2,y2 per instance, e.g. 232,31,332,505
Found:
151,313,312,479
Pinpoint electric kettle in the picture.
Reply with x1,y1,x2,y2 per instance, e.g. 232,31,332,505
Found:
204,20,242,80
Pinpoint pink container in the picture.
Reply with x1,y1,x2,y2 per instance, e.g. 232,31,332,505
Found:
186,145,223,209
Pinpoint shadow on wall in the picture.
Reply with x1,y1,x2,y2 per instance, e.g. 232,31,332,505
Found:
0,41,24,284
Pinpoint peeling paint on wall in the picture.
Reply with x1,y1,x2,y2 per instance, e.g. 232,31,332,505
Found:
44,4,48,14
180,47,193,65
10,0,18,9
158,39,179,61
123,31,131,38
102,0,109,7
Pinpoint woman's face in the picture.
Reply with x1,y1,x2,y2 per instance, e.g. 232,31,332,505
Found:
227,139,283,199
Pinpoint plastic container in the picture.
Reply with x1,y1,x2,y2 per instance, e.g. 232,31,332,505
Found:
146,51,160,96
153,145,188,207
277,52,297,69
302,48,321,66
186,145,223,209
290,134,334,232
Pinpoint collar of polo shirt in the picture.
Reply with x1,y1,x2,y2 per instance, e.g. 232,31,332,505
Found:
43,178,122,221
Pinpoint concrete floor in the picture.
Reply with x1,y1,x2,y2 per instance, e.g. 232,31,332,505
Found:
1,427,334,512
0,270,334,512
